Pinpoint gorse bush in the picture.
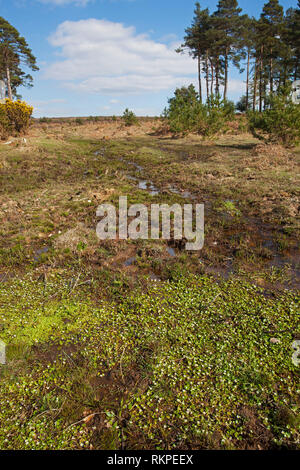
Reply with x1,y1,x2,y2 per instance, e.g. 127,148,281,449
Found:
4,99,33,133
163,85,235,137
122,108,139,126
0,105,11,140
0,99,33,138
248,87,300,147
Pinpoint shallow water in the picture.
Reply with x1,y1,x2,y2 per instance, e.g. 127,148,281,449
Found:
166,247,176,257
34,246,49,262
124,257,136,267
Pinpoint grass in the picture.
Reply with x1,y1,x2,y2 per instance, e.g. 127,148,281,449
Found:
0,119,299,449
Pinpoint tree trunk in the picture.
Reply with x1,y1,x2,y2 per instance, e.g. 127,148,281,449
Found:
253,59,258,112
210,61,214,98
6,66,12,100
215,58,220,96
246,48,250,111
270,48,273,95
224,50,229,101
259,47,263,113
205,52,209,102
198,53,202,104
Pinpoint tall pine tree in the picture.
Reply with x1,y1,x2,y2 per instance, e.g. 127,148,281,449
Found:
0,17,38,99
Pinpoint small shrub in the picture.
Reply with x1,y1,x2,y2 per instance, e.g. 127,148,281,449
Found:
122,108,139,126
248,87,300,147
0,99,33,138
0,105,11,140
163,85,235,137
2,99,33,134
39,117,51,123
205,94,235,136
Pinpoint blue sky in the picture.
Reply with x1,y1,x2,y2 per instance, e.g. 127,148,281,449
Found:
1,0,298,117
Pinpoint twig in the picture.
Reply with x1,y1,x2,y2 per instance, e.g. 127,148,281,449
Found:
120,346,126,385
69,272,81,294
65,412,103,431
204,293,221,311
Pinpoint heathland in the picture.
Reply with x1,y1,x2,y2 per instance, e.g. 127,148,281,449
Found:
0,117,299,449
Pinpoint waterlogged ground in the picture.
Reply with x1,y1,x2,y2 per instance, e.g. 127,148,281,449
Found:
0,118,299,449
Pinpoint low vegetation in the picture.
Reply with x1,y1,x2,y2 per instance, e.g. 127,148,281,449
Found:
122,109,139,127
0,274,298,450
163,85,235,137
0,118,299,449
248,88,300,146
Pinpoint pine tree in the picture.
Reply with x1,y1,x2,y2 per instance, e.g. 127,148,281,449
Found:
0,17,38,99
289,1,300,80
211,0,243,100
260,0,284,95
239,15,257,110
178,3,210,102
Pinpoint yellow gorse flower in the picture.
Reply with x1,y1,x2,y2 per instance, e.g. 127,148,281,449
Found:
0,99,33,136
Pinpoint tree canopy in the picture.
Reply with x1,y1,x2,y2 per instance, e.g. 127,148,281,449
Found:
0,16,38,99
178,0,300,110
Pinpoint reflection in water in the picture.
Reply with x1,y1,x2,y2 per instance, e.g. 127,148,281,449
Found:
124,257,136,267
34,246,49,262
166,247,176,257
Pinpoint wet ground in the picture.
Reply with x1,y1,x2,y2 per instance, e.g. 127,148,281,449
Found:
94,146,300,289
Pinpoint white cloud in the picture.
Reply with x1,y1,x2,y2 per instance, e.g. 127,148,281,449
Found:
227,78,245,95
32,98,67,106
38,0,91,5
45,19,196,95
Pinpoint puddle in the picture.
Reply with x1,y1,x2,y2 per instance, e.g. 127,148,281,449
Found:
268,252,300,285
166,247,176,257
149,272,161,281
168,186,196,200
138,180,160,195
120,158,144,172
245,217,300,283
124,257,136,267
34,246,49,262
118,155,204,203
204,261,235,280
126,175,138,182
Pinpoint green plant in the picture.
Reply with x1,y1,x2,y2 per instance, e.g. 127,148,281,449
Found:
122,109,139,126
163,85,235,137
39,117,51,124
248,86,300,147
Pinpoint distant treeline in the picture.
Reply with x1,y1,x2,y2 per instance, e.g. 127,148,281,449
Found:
178,0,300,110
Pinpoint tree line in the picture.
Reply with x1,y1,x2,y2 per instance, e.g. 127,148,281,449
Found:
177,0,300,111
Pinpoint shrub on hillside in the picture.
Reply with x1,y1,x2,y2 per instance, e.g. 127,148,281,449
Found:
248,87,300,147
163,85,235,137
122,108,139,126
